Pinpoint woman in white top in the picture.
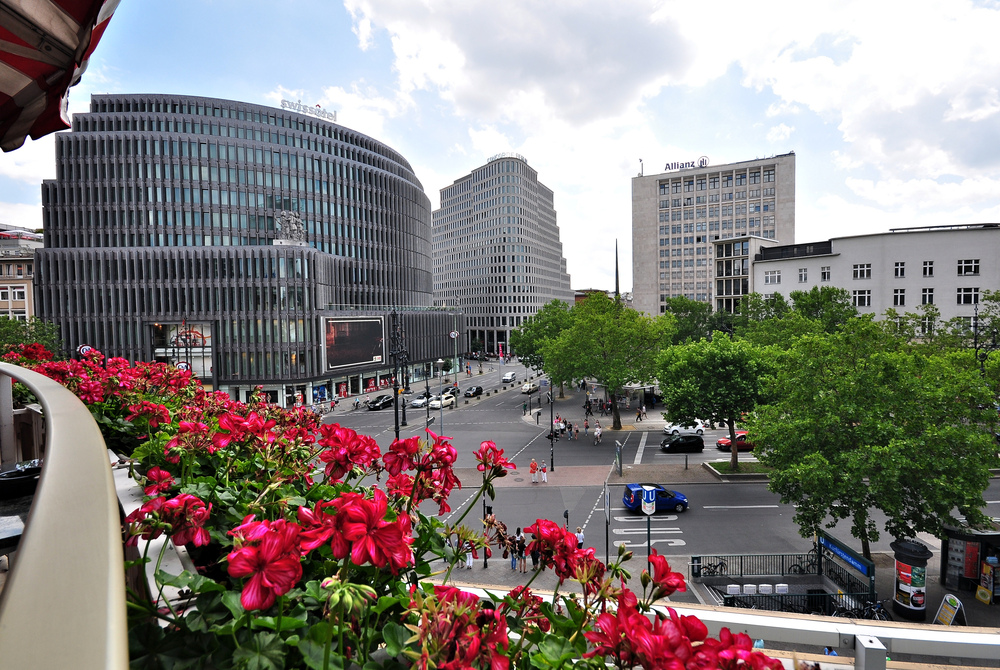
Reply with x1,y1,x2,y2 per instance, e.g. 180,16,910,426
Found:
575,527,585,549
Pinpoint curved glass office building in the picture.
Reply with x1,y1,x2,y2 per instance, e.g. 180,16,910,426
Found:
38,94,456,405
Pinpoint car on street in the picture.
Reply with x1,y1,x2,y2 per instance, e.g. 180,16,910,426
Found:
409,395,430,408
622,483,689,513
429,394,456,409
662,420,705,436
521,381,539,394
660,434,705,453
716,430,753,451
464,386,483,397
366,394,394,410
501,371,517,383
442,386,461,398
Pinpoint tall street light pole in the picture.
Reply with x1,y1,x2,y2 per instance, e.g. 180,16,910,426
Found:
435,358,445,432
424,362,432,427
389,310,409,441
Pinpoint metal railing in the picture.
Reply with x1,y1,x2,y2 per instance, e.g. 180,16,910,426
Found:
692,551,820,579
0,363,128,669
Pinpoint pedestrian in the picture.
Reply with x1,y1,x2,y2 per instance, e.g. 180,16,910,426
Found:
823,647,838,656
574,424,579,441
510,529,521,570
584,418,589,436
594,425,602,445
636,407,642,422
641,404,647,420
565,420,573,439
529,458,538,483
517,535,528,573
523,401,528,416
465,540,474,570
559,418,566,435
553,415,561,436
540,461,547,483
599,402,606,416
530,544,540,571
575,527,585,549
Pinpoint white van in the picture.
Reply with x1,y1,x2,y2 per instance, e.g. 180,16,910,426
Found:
501,371,516,383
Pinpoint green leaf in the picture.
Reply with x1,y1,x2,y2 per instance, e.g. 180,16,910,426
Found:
222,590,246,619
286,496,307,508
232,632,285,670
156,569,225,594
251,615,309,631
371,594,404,615
294,638,342,670
382,621,408,656
182,480,216,500
531,636,579,669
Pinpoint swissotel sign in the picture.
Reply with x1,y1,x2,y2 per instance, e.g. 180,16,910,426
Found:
665,156,710,171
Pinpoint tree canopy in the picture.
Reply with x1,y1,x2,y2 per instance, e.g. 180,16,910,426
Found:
752,317,1000,559
543,293,674,429
509,299,572,372
658,334,772,470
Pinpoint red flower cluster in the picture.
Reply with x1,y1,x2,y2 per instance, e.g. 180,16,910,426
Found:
163,417,212,463
125,493,212,548
503,586,550,633
211,411,278,452
227,517,303,611
585,591,781,670
126,401,171,429
525,519,594,583
386,429,460,515
297,489,414,574
142,466,175,496
473,440,516,474
317,423,382,481
410,585,510,670
648,549,687,598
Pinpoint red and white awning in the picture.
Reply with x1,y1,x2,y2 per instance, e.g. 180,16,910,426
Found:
0,0,120,152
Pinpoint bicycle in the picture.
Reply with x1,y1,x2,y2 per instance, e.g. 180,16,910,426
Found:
861,599,893,621
699,559,728,577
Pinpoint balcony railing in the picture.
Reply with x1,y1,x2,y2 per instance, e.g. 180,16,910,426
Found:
0,363,128,669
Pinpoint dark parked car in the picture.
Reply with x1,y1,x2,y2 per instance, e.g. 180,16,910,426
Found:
716,431,753,451
622,483,689,513
366,394,394,410
660,434,705,453
464,386,484,397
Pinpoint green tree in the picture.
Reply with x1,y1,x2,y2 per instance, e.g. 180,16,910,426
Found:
658,334,773,470
543,293,674,430
0,317,64,357
788,285,857,332
753,317,999,560
662,296,714,344
509,300,573,373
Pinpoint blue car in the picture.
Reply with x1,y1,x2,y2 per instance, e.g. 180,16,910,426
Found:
622,483,689,513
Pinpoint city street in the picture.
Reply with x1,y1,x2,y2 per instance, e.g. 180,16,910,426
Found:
323,372,1000,567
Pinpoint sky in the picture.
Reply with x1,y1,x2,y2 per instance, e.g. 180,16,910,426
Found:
4,0,1000,291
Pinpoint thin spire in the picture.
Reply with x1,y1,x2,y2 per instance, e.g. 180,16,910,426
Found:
615,240,620,302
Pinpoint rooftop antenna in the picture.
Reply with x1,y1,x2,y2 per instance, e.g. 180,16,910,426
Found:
639,158,643,177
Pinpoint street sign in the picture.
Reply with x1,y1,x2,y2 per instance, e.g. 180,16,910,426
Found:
641,486,656,515
604,484,610,525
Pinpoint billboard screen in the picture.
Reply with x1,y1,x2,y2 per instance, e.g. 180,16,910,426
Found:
324,318,385,371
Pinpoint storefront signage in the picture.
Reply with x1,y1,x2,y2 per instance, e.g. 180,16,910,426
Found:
281,99,337,123
664,156,710,171
933,593,963,625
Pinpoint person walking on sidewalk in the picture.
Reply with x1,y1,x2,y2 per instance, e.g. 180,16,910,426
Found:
529,458,538,483
573,424,579,441
583,419,589,436
517,535,528,573
641,404,647,420
540,461,547,483
635,406,642,422
575,527,585,549
594,424,603,445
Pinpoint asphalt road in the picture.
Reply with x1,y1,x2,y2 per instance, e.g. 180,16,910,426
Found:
324,378,1000,564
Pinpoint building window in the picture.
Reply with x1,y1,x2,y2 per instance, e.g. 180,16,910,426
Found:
820,266,831,282
12,287,25,301
853,290,871,307
957,259,980,276
763,168,775,182
894,262,905,278
957,287,979,304
893,288,905,306
722,175,732,188
709,176,719,189
920,317,933,335
922,260,934,277
921,288,934,305
798,268,808,283
0,288,8,301
853,263,871,279
764,270,781,285
749,171,760,184
735,174,747,186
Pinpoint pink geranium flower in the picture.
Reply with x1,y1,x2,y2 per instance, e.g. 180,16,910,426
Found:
227,518,303,611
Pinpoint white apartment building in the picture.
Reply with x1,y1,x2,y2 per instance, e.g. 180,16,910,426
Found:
632,153,796,314
432,154,573,355
751,224,1000,327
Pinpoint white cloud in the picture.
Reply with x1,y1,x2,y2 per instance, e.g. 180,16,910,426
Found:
767,124,794,142
0,135,56,186
0,201,43,229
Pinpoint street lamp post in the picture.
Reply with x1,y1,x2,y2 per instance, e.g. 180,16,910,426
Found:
548,388,555,472
973,302,999,376
435,358,445,431
424,362,432,427
389,310,409,441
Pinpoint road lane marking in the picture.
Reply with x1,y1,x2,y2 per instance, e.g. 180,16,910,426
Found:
613,528,682,535
613,515,678,522
614,539,686,548
633,431,647,464
702,505,779,509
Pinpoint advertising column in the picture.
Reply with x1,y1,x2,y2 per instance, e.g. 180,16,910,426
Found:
890,539,933,621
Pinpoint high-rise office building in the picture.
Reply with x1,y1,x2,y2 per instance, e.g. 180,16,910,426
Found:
37,94,457,406
432,154,573,355
632,153,796,314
